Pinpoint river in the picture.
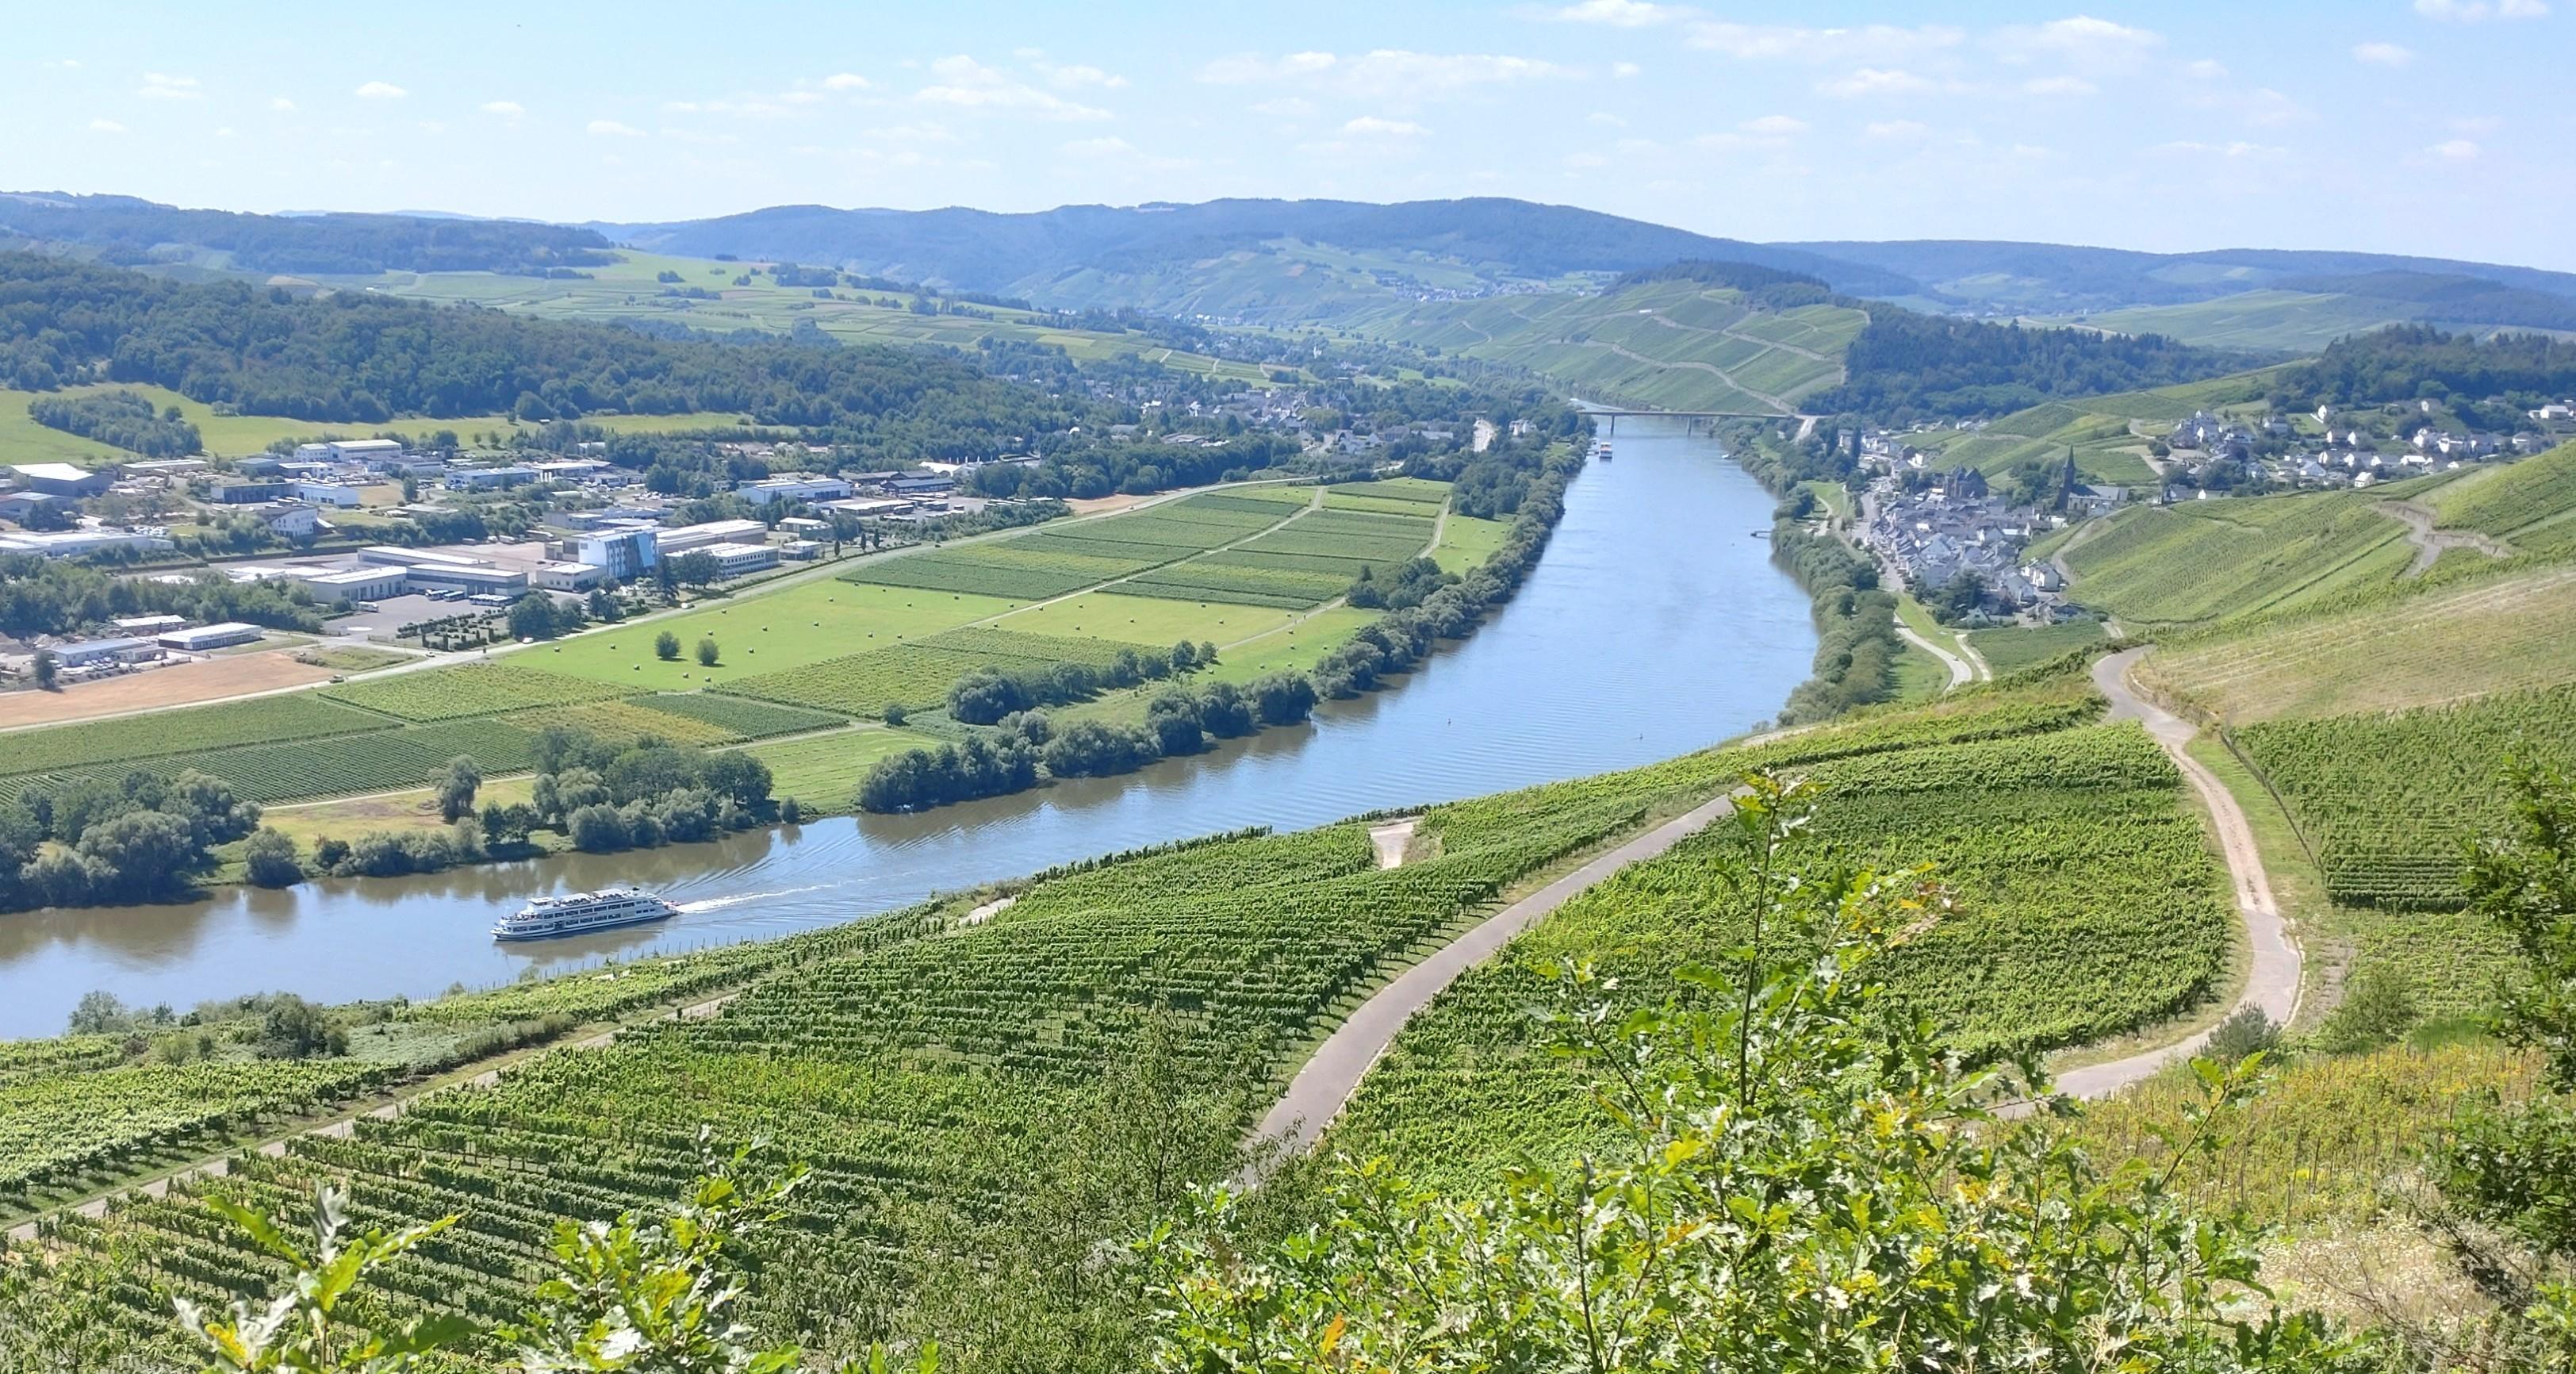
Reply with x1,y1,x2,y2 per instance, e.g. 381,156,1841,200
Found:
0,419,1816,1038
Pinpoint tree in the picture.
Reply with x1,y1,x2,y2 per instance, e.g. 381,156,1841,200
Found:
1142,777,2343,1374
696,635,720,667
673,551,725,588
66,989,132,1035
2314,964,2418,1054
255,994,346,1059
435,755,482,823
567,803,630,852
506,591,560,641
31,648,56,690
242,827,303,888
655,629,682,661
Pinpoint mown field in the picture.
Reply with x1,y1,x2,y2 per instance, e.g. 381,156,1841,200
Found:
0,667,2138,1364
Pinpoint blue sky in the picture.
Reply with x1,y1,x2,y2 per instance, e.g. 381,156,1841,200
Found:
7,1,2570,269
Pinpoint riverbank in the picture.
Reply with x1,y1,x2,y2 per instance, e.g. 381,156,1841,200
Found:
0,419,1815,1035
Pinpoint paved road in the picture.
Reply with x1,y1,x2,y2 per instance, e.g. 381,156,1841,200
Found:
1244,791,1740,1177
2050,647,2302,1099
1897,626,1976,689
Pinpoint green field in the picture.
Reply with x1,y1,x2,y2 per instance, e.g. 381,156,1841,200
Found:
362,249,1275,385
1428,513,1506,574
748,725,951,811
2060,291,2413,352
991,591,1294,644
527,579,1023,693
1341,274,1866,414
0,694,384,779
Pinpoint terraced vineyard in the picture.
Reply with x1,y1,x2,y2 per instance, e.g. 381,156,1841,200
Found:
1903,367,2290,487
2422,439,2576,555
2060,484,2429,627
0,1058,392,1197
1333,716,2228,1180
2233,682,2576,910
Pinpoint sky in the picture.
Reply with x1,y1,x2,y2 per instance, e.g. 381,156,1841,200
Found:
6,1,2572,271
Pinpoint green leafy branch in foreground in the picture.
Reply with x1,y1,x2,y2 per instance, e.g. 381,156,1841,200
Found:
177,1130,940,1374
1137,775,2354,1373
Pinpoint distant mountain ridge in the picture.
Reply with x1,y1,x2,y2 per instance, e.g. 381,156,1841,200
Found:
1779,238,2576,314
0,191,614,276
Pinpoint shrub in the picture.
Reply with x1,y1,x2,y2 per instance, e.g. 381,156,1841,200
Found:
242,827,304,888
654,630,681,661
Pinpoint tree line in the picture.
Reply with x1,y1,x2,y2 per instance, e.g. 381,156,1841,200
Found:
0,194,615,275
0,556,326,639
25,389,201,457
0,770,260,912
2279,324,2576,410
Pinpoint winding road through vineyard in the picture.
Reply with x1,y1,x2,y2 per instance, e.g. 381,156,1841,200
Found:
2053,647,2302,1097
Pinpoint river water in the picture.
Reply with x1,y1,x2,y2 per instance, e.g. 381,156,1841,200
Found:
0,419,1815,1038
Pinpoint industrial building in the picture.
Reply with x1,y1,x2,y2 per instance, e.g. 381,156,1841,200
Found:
357,546,530,596
50,637,158,668
655,519,769,553
295,439,404,464
562,528,660,579
444,466,539,491
0,529,175,558
10,463,112,497
695,541,780,577
736,474,853,505
156,622,264,652
287,565,408,603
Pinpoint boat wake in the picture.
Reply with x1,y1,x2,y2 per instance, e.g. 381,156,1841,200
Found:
673,884,836,915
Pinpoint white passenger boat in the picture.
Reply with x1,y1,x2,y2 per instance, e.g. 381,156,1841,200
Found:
491,886,680,941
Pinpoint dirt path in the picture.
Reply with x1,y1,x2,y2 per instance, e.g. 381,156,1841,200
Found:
2376,498,2514,578
2046,648,2301,1100
1367,818,1417,870
1246,792,1739,1174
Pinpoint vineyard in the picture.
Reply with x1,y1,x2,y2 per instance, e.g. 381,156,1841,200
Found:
1332,716,2229,1181
2231,682,2576,909
841,493,1301,602
719,627,1162,718
0,694,383,781
2060,486,2424,628
0,718,540,805
2137,562,2576,723
0,1057,390,1199
622,692,846,739
2422,439,2576,555
320,664,627,722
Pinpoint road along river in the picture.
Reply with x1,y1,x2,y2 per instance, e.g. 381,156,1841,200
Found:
0,418,1818,1038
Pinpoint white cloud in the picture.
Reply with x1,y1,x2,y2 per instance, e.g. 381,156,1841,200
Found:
1865,118,1930,139
1041,63,1128,89
1739,113,1808,136
587,118,642,136
354,80,406,99
88,118,125,133
2454,114,2503,133
1063,136,1136,155
1819,66,1936,98
1612,60,1642,78
1684,21,1961,62
2415,0,2548,18
1587,110,1627,126
1251,97,1314,118
2431,137,2482,159
2152,139,2284,159
2183,58,2229,79
916,55,1112,121
47,59,80,69
139,73,201,101
1343,115,1428,136
2352,41,2416,66
1991,16,2164,66
479,99,525,117
2185,83,2312,127
1198,48,1570,94
1198,51,1340,83
1548,0,1691,27
2022,75,2098,96
822,72,870,90
862,121,957,144
270,96,296,112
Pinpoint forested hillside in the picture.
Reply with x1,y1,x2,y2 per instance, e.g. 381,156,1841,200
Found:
1806,310,2252,422
0,192,614,276
0,252,1076,452
2279,324,2576,409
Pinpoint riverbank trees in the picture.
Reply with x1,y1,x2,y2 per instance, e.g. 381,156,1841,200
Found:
0,770,259,912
